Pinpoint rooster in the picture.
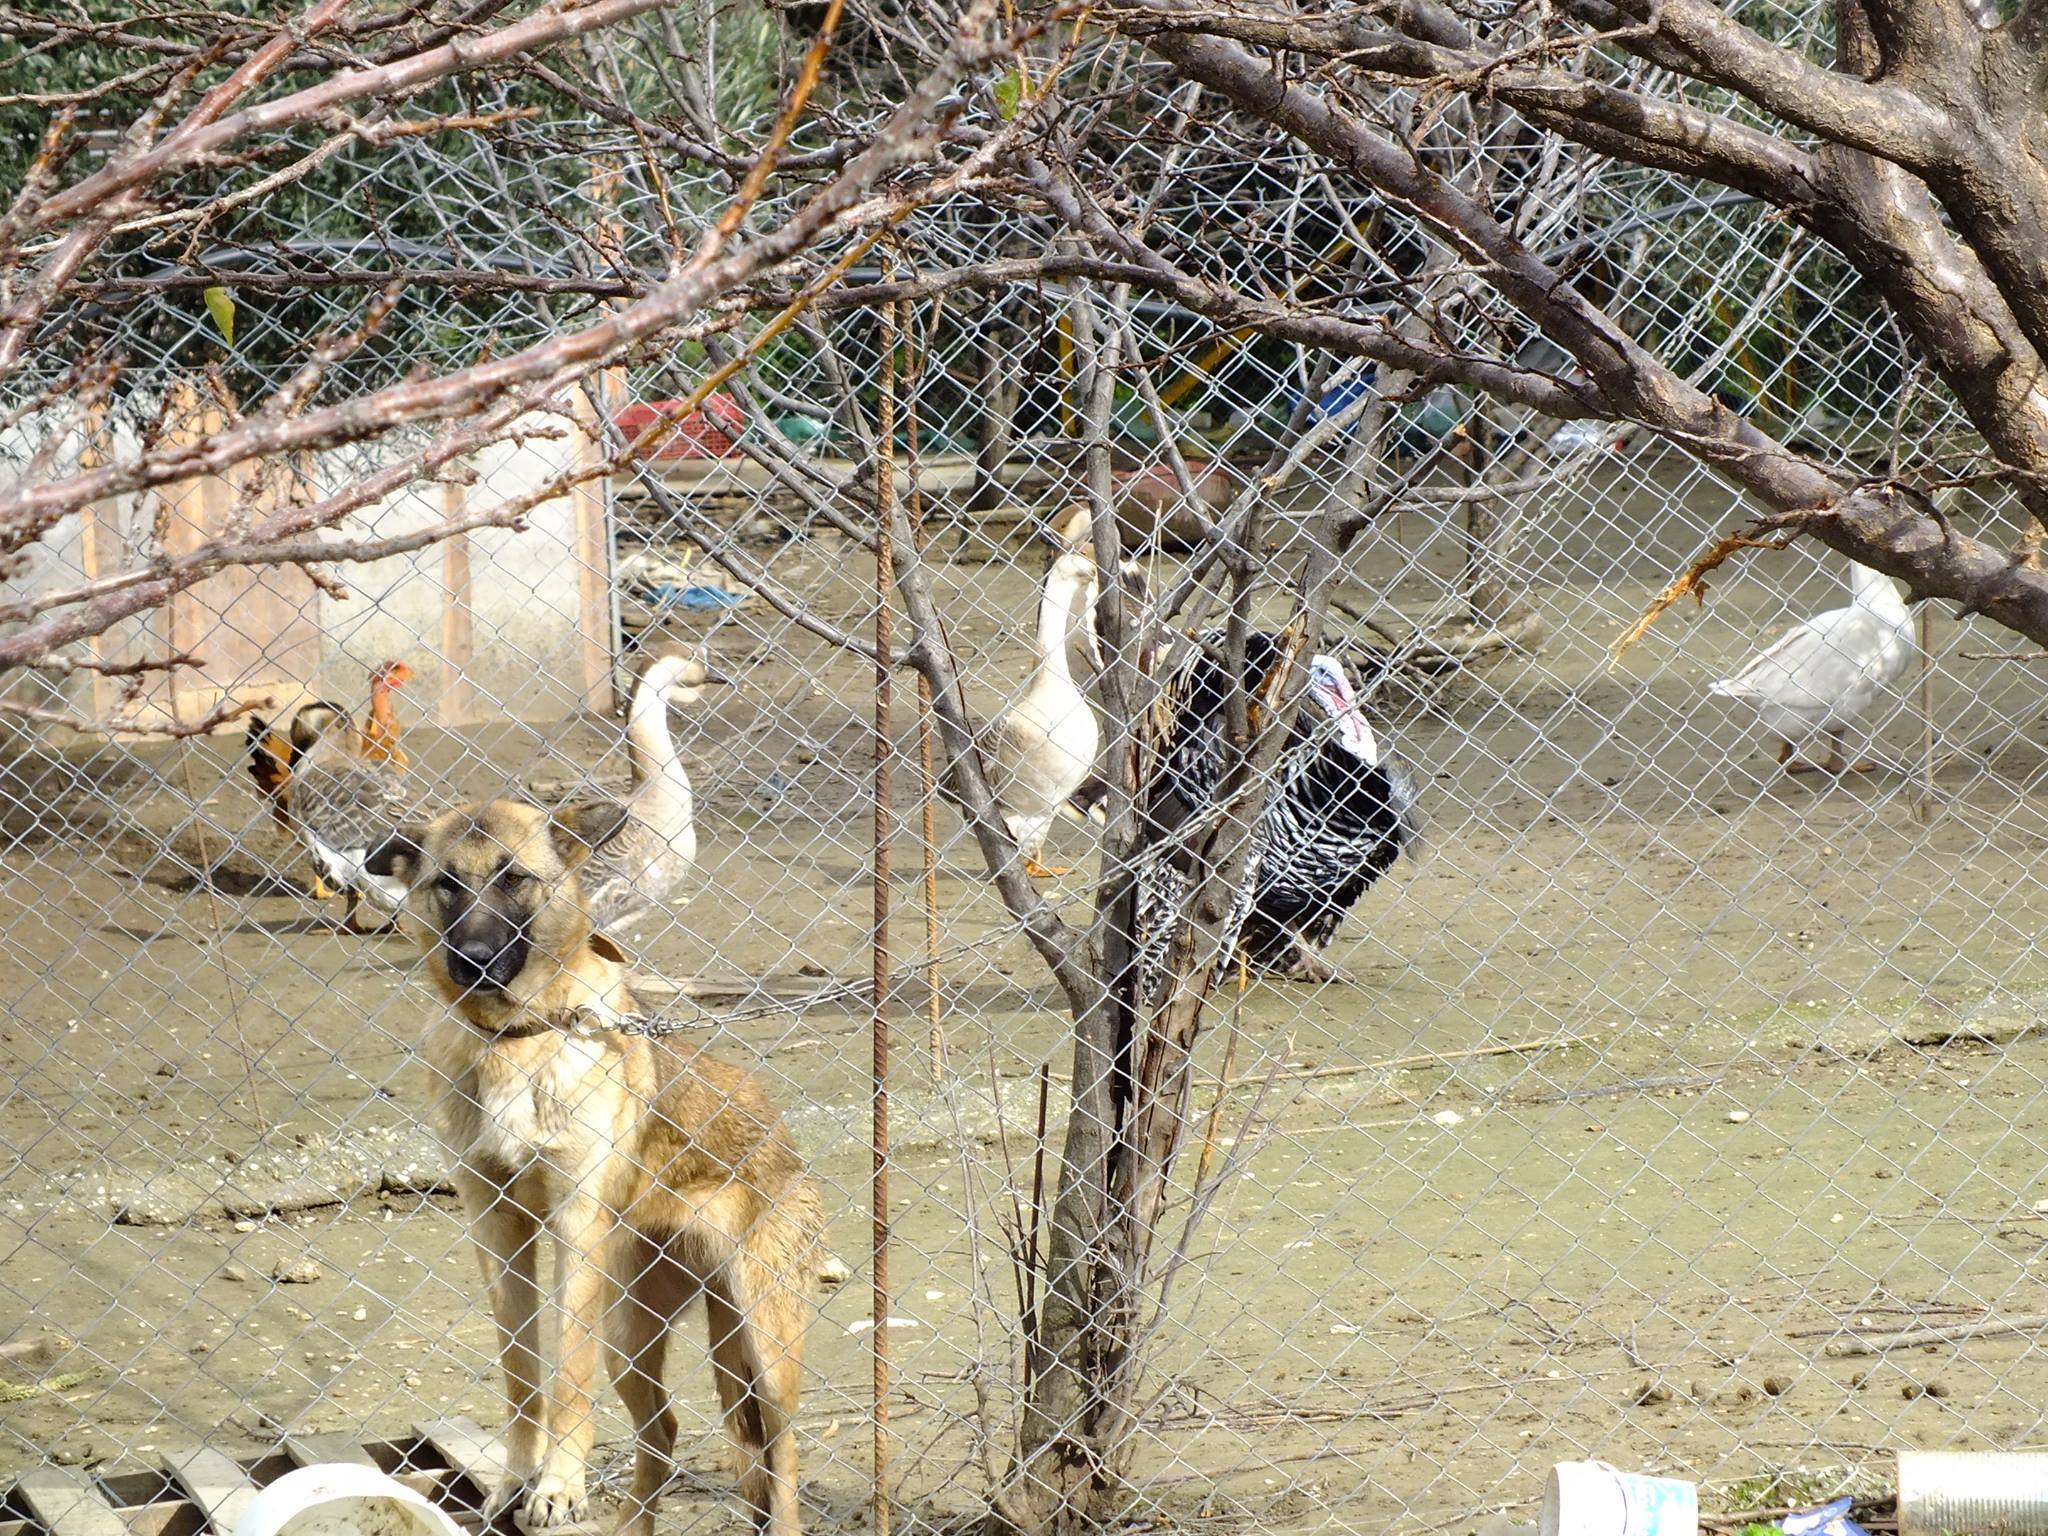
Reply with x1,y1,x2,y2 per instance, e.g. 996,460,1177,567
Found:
359,659,411,767
244,716,297,834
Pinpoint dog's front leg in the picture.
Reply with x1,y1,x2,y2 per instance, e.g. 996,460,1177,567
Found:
455,1169,546,1519
526,1192,616,1529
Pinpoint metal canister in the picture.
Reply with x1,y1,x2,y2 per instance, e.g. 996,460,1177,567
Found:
1899,1452,2048,1536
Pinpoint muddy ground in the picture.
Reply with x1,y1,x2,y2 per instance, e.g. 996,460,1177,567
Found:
7,463,2048,1536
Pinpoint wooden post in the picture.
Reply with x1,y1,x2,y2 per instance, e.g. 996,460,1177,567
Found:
162,379,224,726
572,155,625,716
439,479,475,726
75,402,116,721
573,396,617,716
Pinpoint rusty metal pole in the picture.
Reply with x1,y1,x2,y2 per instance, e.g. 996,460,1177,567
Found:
899,294,946,1081
871,302,898,1536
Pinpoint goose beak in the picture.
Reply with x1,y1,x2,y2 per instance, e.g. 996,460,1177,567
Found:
701,664,736,687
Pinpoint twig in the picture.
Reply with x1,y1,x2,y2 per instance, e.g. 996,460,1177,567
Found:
983,1031,1037,1361
1194,957,1250,1187
0,2,1013,673
1040,1030,1584,1088
169,676,269,1131
1023,1058,1051,1382
24,0,678,236
1218,1031,1586,1090
1799,1314,2048,1355
1609,532,1796,665
1914,603,1937,820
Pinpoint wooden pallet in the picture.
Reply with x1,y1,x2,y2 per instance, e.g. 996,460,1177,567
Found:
3,1419,509,1536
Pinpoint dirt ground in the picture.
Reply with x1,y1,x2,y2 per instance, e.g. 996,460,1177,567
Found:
7,462,2048,1536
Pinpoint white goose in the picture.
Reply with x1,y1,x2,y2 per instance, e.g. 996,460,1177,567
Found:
574,651,729,934
1060,555,1152,827
1709,556,1915,774
987,543,1100,877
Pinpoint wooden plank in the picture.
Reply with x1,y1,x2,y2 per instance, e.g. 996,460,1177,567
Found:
162,382,221,695
160,1449,257,1536
136,381,321,735
571,378,619,716
282,1434,378,1471
413,1419,506,1496
438,480,475,728
16,1468,129,1536
94,1471,175,1508
411,1426,597,1536
123,1503,200,1536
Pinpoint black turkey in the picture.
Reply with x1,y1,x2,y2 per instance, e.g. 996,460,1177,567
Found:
1135,632,1417,987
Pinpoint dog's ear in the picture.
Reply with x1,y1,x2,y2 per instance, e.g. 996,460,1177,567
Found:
588,931,628,964
549,801,631,867
365,826,425,883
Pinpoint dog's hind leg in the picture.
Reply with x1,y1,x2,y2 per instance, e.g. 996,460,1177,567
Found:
705,1287,772,1531
457,1168,546,1518
747,1282,807,1536
604,1233,681,1536
707,1267,805,1536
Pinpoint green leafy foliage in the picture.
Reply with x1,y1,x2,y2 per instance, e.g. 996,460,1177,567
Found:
202,285,235,346
993,68,1023,120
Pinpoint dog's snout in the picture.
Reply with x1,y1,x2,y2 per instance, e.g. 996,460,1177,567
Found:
444,917,527,994
447,934,499,968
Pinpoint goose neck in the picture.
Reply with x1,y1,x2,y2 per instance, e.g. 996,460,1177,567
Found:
1849,561,1908,619
626,679,682,784
1034,564,1091,688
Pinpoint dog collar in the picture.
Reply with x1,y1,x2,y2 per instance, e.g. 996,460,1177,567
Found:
468,1005,698,1041
471,1006,619,1041
473,1015,555,1040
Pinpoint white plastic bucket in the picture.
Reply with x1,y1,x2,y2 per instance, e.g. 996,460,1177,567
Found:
232,1465,466,1536
1539,1461,1698,1536
1899,1451,2048,1536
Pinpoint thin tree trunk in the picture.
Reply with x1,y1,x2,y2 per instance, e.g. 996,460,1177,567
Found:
994,439,1359,1533
970,316,1021,515
1457,410,1514,627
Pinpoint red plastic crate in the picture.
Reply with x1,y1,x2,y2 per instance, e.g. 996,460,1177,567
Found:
614,394,746,460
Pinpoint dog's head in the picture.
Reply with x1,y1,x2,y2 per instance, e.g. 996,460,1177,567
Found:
366,799,629,1011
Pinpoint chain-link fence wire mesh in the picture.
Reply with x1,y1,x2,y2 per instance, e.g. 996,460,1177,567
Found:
6,41,2048,1536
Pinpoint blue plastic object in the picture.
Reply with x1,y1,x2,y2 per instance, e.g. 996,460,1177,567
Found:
650,583,748,611
1779,1498,1870,1536
1300,369,1379,426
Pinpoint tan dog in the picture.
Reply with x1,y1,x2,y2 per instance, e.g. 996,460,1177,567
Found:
368,800,822,1536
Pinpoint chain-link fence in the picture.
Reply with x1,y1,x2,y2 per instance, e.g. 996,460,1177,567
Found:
6,75,2048,1536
